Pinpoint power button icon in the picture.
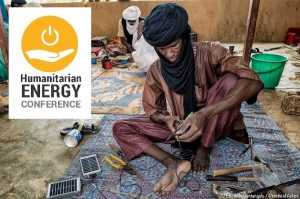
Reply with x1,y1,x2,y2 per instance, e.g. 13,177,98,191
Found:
22,15,78,72
41,25,59,46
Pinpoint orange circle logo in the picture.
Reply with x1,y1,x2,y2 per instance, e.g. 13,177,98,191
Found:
22,16,78,72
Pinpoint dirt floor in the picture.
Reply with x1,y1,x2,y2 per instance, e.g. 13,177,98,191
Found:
0,113,102,199
0,43,300,199
0,82,102,198
258,91,300,150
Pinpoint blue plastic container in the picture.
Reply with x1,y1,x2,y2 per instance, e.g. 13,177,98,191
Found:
64,129,82,147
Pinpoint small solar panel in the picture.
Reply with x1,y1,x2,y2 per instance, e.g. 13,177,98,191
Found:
46,177,81,198
80,154,101,176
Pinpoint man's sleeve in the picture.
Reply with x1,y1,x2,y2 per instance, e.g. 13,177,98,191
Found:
142,64,168,117
210,43,261,81
117,19,125,37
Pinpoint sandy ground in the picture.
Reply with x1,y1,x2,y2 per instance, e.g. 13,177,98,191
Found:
223,43,300,148
0,43,299,198
258,91,300,150
0,110,102,199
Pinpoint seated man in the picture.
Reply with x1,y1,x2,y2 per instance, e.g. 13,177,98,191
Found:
113,3,263,196
117,6,144,52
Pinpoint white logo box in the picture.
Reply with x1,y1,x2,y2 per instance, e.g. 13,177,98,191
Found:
9,8,91,119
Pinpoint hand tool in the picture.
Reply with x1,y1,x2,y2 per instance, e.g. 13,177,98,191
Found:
264,46,283,51
109,143,126,158
108,143,141,177
239,137,253,158
215,184,250,191
206,175,258,182
239,138,272,170
252,164,280,188
249,179,300,196
103,154,136,175
211,164,254,177
254,155,272,171
211,183,250,199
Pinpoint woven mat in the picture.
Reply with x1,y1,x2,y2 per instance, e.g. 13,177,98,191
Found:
91,67,146,115
61,103,300,198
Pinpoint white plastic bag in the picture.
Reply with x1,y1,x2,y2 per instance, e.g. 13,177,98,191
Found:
132,36,159,72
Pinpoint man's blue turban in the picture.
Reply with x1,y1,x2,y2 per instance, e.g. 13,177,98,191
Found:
143,3,190,47
143,3,197,118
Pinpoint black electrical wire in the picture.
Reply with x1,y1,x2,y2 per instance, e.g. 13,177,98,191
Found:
118,169,143,199
80,140,201,198
172,140,202,192
128,141,201,193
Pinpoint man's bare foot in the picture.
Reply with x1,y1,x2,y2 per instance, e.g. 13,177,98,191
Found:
192,145,210,172
153,159,191,196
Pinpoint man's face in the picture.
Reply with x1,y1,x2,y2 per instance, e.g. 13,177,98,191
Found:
127,20,137,26
156,38,182,63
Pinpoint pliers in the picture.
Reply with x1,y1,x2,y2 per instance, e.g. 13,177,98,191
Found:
104,154,136,175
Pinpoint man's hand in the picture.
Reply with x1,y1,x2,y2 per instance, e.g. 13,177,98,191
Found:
164,115,181,133
124,42,134,52
127,45,134,53
176,111,208,142
137,21,144,40
120,37,134,53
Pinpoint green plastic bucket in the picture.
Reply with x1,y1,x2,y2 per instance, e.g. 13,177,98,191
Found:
251,53,288,89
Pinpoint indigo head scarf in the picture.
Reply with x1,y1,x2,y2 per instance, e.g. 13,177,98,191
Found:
143,3,197,118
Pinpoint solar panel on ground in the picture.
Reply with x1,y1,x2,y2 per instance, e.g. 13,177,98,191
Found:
46,177,81,198
80,154,101,176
